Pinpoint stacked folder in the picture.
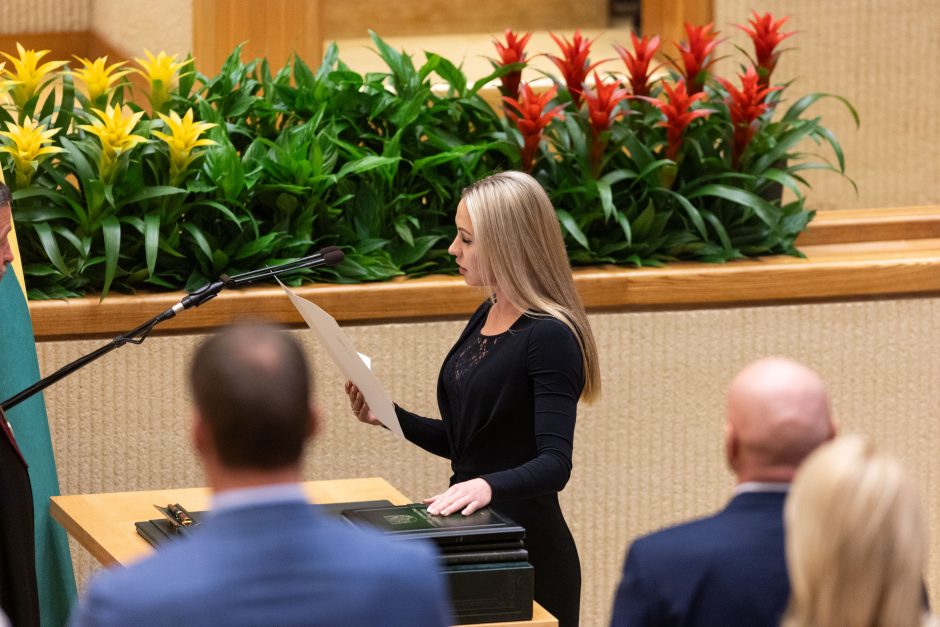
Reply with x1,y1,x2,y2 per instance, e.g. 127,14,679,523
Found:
342,503,534,624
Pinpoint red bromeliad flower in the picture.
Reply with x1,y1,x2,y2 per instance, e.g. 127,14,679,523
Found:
717,65,781,166
614,32,662,97
637,79,714,161
674,22,722,94
503,83,566,172
492,29,532,100
547,30,605,109
583,72,630,174
737,12,795,89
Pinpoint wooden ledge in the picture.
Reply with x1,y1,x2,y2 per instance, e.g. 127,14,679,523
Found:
28,206,940,341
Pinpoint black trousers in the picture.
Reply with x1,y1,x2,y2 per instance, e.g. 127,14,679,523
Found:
496,495,581,627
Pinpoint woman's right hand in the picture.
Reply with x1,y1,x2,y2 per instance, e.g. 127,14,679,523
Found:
345,381,382,426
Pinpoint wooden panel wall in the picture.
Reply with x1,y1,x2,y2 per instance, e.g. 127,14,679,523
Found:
0,32,94,61
323,0,608,40
191,0,324,75
641,0,713,47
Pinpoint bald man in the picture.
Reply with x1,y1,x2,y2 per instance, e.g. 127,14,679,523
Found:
610,358,836,627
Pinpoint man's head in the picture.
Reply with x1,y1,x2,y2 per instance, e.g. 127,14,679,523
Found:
189,324,317,485
725,357,836,483
0,184,15,280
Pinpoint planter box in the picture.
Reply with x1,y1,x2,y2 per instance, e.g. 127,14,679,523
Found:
28,206,940,340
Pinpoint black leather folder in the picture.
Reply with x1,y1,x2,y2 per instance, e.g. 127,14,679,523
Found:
341,503,525,547
135,500,393,547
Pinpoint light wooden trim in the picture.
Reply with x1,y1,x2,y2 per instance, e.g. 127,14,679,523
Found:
323,0,607,40
641,0,713,50
26,206,940,341
0,31,94,61
795,206,940,246
191,0,324,76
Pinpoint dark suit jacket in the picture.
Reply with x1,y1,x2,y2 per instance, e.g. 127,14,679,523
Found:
610,491,789,627
70,498,452,627
0,408,40,627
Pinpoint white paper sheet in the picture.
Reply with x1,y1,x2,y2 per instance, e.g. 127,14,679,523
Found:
279,281,403,438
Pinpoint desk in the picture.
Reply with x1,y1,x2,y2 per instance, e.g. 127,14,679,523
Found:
51,477,557,627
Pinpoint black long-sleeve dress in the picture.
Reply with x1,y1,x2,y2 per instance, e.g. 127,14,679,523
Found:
395,300,583,626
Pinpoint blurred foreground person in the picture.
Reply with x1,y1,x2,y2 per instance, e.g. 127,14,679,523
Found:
783,435,935,627
71,324,451,627
611,357,835,626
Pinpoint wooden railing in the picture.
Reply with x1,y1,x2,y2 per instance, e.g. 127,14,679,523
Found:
190,0,608,76
640,0,713,51
28,206,940,341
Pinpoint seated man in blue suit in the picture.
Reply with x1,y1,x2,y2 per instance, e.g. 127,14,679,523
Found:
70,324,452,627
610,357,836,627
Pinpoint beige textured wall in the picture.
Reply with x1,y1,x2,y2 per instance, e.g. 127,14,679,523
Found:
0,0,91,33
714,0,940,210
90,0,193,58
39,296,940,625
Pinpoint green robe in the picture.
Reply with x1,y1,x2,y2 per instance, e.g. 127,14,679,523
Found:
0,266,76,626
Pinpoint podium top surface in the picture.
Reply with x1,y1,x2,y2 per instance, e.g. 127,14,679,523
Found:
51,477,557,627
50,477,408,567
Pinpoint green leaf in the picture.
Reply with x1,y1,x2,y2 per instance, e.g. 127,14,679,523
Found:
58,136,96,187
234,232,281,260
783,92,860,128
556,209,589,249
427,53,466,94
470,63,521,95
615,212,632,245
336,155,400,179
631,202,656,240
687,184,778,228
33,222,71,277
659,190,708,239
144,214,160,276
121,185,187,206
700,209,734,255
597,180,614,220
182,223,214,265
101,216,121,297
9,203,74,223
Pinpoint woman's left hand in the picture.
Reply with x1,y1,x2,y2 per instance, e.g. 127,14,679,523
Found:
424,478,492,516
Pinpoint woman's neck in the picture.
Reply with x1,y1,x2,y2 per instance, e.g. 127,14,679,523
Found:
482,289,523,335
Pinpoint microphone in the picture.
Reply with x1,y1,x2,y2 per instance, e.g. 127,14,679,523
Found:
221,246,344,289
174,246,346,313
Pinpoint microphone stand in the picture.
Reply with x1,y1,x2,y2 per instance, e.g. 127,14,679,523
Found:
1,247,344,412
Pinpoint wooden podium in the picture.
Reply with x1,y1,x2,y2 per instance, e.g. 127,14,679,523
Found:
51,477,557,627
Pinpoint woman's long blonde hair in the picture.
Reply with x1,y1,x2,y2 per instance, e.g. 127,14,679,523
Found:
461,171,600,402
783,435,928,627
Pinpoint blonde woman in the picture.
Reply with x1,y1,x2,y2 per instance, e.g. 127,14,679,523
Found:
347,171,600,626
784,435,934,627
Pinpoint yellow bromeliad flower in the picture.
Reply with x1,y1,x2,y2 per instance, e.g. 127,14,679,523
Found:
78,105,148,182
151,108,216,183
134,50,191,114
0,117,64,186
0,61,18,104
0,43,68,108
71,56,131,105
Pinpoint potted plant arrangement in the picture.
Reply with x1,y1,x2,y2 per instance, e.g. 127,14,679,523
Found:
0,11,856,299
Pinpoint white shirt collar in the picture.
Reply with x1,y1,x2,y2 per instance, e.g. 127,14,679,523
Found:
733,481,791,495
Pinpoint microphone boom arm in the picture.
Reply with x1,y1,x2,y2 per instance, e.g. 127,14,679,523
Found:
1,247,344,412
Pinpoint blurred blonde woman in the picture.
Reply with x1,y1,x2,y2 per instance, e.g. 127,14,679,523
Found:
346,171,600,626
784,435,935,627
